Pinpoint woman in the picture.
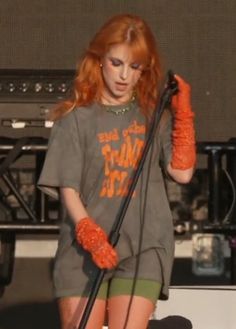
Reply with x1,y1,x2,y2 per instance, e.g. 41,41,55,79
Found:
38,14,196,329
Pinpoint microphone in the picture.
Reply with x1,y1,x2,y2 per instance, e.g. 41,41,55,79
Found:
167,70,179,95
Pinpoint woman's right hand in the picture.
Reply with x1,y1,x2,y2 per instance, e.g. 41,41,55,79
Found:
75,217,118,269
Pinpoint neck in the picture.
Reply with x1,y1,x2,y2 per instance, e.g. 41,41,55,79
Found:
99,95,136,115
100,92,132,106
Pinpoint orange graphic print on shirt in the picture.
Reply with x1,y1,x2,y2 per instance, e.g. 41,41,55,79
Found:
97,120,146,198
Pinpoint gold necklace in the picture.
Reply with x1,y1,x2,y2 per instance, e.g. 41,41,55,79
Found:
102,97,136,115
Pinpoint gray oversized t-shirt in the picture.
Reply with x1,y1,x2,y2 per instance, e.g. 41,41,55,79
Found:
38,101,174,299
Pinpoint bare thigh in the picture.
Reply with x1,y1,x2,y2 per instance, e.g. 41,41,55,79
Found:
58,296,106,329
108,295,155,329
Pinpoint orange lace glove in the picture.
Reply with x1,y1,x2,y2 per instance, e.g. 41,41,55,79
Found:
170,75,196,170
75,217,118,269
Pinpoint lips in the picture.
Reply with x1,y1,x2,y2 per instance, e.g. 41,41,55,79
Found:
115,82,128,91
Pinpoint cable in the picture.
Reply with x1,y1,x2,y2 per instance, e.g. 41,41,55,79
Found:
222,168,236,224
122,131,155,329
122,71,178,328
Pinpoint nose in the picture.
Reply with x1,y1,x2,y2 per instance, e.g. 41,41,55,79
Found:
120,65,129,80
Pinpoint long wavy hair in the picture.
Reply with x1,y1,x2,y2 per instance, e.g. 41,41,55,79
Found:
51,14,162,120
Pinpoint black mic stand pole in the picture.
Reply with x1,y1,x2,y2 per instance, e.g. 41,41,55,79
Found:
78,70,178,329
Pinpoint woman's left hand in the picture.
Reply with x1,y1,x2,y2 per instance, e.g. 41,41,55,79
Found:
169,74,196,172
171,75,192,116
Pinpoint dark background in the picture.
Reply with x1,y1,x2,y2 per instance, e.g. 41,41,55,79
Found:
0,0,236,142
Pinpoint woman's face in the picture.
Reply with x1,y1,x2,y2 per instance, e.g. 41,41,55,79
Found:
100,43,143,105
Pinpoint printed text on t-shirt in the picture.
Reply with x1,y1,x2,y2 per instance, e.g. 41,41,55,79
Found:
97,120,145,198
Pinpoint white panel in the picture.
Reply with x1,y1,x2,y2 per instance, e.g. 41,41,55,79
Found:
154,287,236,329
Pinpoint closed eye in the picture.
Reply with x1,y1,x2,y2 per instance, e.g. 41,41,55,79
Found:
109,57,142,70
110,58,122,67
130,62,142,70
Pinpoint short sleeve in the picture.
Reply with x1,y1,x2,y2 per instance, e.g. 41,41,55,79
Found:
159,109,173,170
37,111,83,199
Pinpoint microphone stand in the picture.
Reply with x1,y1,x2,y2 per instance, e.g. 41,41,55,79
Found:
78,70,178,329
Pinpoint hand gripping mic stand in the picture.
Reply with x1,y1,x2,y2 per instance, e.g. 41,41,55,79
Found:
78,70,178,329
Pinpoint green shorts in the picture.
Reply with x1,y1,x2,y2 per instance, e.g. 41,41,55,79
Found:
97,278,162,304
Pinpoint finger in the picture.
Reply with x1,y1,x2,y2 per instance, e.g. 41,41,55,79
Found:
174,75,191,90
102,251,118,269
92,247,118,269
174,74,185,83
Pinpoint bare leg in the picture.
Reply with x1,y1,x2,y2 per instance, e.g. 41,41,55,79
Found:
58,297,106,329
108,295,155,329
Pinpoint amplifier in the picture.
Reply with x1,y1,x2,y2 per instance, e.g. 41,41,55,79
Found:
0,69,74,138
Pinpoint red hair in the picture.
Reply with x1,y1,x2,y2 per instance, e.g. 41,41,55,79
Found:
51,14,162,120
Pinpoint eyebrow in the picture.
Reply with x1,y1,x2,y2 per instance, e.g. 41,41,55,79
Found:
109,56,140,66
109,56,123,62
